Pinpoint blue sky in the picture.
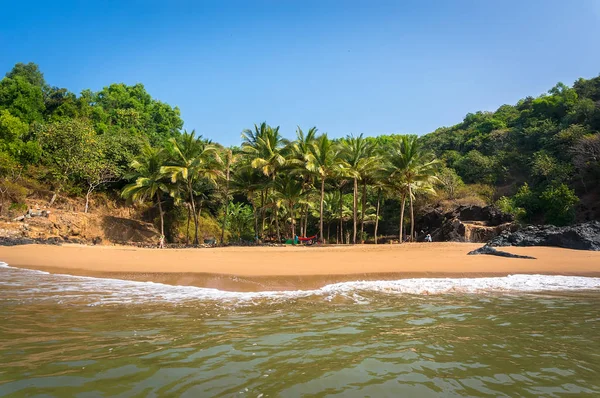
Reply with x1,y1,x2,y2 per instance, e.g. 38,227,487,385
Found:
1,0,599,146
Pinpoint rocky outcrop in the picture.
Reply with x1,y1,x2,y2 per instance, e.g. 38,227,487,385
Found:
416,205,515,243
488,221,600,251
2,209,160,246
467,245,536,259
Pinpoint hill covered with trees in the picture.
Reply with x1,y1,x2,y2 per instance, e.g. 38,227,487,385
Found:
1,62,598,244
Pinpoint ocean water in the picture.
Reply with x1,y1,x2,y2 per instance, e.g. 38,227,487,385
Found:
1,262,600,397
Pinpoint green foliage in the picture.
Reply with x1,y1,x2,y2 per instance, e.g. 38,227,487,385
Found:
495,196,526,222
453,150,499,184
539,184,578,226
80,83,183,145
38,119,99,186
225,202,254,242
1,60,598,242
0,64,46,123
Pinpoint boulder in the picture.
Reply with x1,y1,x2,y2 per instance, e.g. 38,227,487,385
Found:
467,245,536,259
488,221,600,251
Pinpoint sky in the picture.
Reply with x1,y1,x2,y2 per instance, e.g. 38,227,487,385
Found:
1,0,600,146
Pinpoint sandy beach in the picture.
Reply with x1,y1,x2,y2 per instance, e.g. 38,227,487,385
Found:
1,243,599,291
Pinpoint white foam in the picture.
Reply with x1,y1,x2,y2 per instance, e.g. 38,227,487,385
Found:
1,261,600,305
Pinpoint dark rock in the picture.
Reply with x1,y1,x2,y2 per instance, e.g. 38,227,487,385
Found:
488,221,600,251
416,205,515,243
468,245,536,259
0,236,63,246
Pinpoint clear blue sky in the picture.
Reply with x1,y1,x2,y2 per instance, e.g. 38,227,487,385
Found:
1,0,599,146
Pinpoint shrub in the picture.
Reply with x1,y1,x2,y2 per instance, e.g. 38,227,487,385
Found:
540,184,578,226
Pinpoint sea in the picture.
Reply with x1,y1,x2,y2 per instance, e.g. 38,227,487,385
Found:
1,262,599,397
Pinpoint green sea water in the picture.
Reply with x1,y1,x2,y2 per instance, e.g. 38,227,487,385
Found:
1,264,599,397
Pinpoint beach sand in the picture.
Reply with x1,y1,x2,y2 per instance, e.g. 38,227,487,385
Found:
1,243,599,291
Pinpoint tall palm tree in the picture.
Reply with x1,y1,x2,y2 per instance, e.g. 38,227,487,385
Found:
121,146,170,238
339,134,379,244
162,130,223,244
290,126,318,236
241,123,289,241
306,134,341,243
230,164,264,241
219,147,237,245
386,135,439,241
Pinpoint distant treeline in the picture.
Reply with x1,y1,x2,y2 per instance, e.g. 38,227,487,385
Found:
0,62,598,243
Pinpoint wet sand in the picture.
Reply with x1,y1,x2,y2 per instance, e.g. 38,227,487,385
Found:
1,243,599,291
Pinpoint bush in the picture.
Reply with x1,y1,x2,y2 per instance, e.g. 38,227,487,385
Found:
540,184,578,226
495,196,526,222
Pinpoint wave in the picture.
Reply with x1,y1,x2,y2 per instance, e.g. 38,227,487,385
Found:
1,261,600,305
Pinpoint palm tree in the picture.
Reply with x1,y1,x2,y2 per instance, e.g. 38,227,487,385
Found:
230,164,264,241
273,174,305,239
162,130,223,244
290,126,317,236
121,146,170,239
386,135,439,241
339,134,379,244
219,147,237,245
241,123,289,241
306,134,341,243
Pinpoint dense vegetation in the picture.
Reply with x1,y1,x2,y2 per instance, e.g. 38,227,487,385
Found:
1,62,598,244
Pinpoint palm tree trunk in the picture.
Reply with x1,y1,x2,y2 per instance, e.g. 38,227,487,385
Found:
375,188,381,244
186,204,191,245
299,208,304,238
252,199,258,243
303,204,309,236
220,161,231,245
319,178,325,243
156,193,165,238
339,188,344,244
261,189,266,240
399,192,406,242
353,178,358,244
409,184,415,242
360,179,366,243
275,205,281,242
197,199,203,244
188,181,199,245
290,201,295,239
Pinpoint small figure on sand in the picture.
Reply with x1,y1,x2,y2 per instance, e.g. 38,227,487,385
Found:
425,233,432,242
159,234,165,249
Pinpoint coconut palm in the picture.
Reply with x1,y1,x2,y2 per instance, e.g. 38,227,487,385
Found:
339,134,379,244
306,134,341,243
273,174,305,239
230,164,264,241
241,123,289,241
386,135,440,241
162,130,223,244
121,146,170,238
290,126,318,236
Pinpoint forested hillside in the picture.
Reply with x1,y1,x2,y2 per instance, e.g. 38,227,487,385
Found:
0,62,598,244
420,78,600,225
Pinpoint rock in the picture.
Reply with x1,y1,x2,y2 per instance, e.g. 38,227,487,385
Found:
416,205,515,243
92,236,103,245
13,215,25,222
488,221,600,251
0,236,62,246
468,245,536,259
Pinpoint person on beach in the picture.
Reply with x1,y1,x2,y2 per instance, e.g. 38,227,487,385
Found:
425,233,432,242
159,235,165,249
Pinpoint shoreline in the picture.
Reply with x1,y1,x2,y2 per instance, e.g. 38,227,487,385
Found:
2,243,600,291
